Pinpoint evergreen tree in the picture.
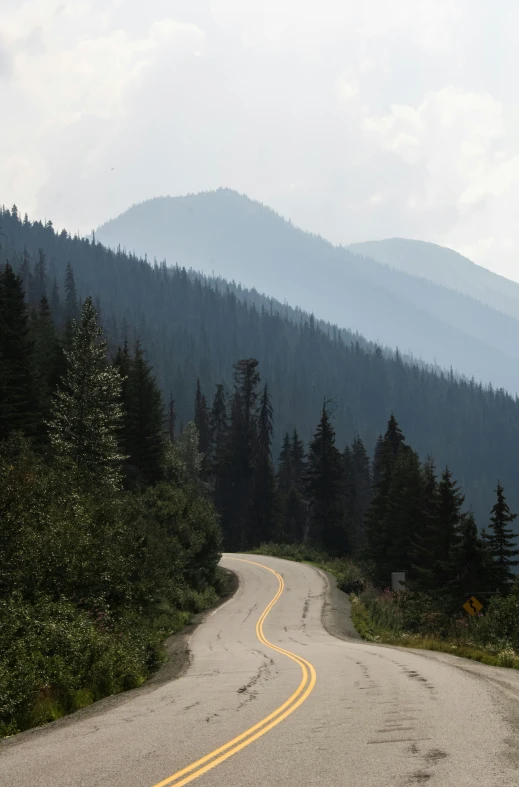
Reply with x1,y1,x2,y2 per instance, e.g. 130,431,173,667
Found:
31,296,64,443
250,384,277,545
435,467,466,594
0,264,36,439
164,421,204,488
385,413,406,457
47,297,124,491
349,435,372,554
383,447,425,581
32,249,47,305
217,359,260,548
277,432,292,497
194,378,210,457
19,248,31,301
122,341,165,487
168,392,176,443
277,430,307,543
372,435,385,487
365,416,407,583
49,278,62,326
64,262,79,322
487,482,519,592
448,512,489,600
291,428,306,491
409,458,441,593
305,402,345,552
208,384,227,472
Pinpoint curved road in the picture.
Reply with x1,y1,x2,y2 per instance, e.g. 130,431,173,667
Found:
3,554,519,786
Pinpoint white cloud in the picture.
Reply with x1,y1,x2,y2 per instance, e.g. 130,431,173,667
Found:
1,0,519,281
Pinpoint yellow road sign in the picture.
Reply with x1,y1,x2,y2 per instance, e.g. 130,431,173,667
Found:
463,596,483,616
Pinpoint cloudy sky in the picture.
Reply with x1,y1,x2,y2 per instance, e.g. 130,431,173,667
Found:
1,0,519,280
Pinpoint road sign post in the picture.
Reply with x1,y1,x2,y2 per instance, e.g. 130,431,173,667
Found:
462,596,483,616
391,572,406,592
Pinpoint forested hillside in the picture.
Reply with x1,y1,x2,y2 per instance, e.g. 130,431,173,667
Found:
96,189,519,394
348,238,519,321
2,203,519,525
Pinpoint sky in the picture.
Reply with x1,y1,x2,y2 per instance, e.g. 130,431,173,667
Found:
1,0,519,280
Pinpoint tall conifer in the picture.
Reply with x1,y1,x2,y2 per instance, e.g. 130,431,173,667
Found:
48,297,124,491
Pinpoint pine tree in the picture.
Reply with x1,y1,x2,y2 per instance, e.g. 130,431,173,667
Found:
19,248,31,301
122,341,165,487
350,436,372,554
64,262,79,322
208,384,227,472
448,512,489,600
194,378,210,457
277,430,307,543
385,413,406,457
365,416,407,583
487,482,519,592
250,384,277,546
0,264,36,439
372,435,385,487
383,447,425,581
31,296,64,443
47,297,124,491
409,458,441,593
305,402,346,552
49,278,62,326
217,359,260,549
435,467,466,594
32,249,47,305
168,392,176,443
291,429,306,492
277,432,292,497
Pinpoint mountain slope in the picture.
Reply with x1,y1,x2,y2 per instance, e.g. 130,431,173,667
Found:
97,190,519,394
2,203,519,528
347,238,519,321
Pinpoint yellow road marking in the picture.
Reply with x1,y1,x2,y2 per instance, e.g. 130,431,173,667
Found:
152,557,317,787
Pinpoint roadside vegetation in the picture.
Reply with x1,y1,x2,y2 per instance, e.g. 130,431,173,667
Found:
0,266,223,737
3,230,519,736
253,543,519,671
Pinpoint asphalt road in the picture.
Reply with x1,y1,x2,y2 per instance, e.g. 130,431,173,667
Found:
3,554,519,786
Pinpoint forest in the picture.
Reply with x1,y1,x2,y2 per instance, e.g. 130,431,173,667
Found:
2,205,519,735
2,204,519,527
0,264,223,736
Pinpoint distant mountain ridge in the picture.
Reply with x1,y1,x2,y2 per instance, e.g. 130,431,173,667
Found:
97,189,519,394
4,201,519,530
347,238,519,321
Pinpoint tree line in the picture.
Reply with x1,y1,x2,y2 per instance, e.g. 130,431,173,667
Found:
193,357,518,606
2,247,518,733
0,263,222,735
3,203,519,527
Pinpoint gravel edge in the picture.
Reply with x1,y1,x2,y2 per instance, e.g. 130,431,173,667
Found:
313,566,362,641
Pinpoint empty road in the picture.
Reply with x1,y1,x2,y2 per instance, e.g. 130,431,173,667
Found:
2,554,519,786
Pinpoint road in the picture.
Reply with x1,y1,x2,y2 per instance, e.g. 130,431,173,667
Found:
2,554,519,786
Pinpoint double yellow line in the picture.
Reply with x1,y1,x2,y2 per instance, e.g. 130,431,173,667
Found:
152,557,317,787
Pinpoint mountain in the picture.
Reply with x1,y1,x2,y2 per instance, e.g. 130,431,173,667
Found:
2,203,519,529
347,238,519,322
97,189,519,394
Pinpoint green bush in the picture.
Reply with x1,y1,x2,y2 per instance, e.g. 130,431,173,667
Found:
0,437,224,737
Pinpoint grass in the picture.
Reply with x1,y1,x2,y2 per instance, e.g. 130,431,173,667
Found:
350,595,519,670
252,543,519,672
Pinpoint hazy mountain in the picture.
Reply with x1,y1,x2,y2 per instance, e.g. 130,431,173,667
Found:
97,189,519,394
348,238,519,321
4,202,519,529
